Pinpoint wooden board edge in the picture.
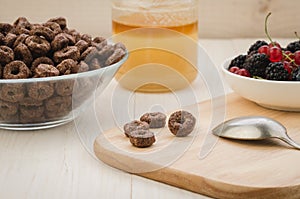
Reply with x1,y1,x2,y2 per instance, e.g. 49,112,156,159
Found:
94,135,300,199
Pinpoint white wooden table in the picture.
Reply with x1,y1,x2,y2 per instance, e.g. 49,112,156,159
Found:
0,38,292,199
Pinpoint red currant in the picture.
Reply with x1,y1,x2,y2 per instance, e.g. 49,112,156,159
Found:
236,69,250,77
229,66,240,73
294,51,300,66
283,61,292,74
258,45,270,55
264,12,283,59
269,46,283,62
268,42,281,48
229,67,250,77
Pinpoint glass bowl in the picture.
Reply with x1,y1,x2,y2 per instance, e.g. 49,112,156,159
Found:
0,51,128,130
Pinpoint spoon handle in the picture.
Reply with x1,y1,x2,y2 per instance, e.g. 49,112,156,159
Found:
278,134,300,150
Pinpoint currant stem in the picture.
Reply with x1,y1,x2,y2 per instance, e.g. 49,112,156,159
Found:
283,52,295,63
265,12,274,45
295,32,300,40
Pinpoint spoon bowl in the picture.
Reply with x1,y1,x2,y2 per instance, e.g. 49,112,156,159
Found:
212,116,300,150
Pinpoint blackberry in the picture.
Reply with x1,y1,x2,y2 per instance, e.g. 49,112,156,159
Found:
265,62,289,81
286,40,300,53
243,53,270,78
247,40,268,55
228,54,247,69
292,67,300,81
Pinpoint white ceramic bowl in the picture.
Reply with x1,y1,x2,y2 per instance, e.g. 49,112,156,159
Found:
222,58,300,112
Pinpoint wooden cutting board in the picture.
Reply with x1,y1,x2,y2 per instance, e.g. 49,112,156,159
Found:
94,93,300,199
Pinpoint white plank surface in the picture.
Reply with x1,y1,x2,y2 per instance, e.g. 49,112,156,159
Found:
132,175,209,199
0,123,132,199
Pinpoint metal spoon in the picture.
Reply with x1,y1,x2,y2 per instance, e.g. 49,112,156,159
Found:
212,116,300,150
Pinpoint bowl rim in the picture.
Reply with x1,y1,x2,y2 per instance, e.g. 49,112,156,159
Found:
222,56,300,85
0,50,129,83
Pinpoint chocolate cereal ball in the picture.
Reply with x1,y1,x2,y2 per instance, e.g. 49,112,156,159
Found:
47,17,67,30
129,130,156,148
123,120,150,137
56,59,77,75
13,33,29,48
51,33,69,51
89,58,102,70
0,99,18,117
19,97,44,122
13,17,31,29
105,48,126,66
65,29,81,43
0,45,14,65
92,37,107,49
27,82,54,101
168,110,196,137
80,34,92,45
97,44,115,61
80,46,97,62
19,96,46,124
43,22,62,35
75,40,89,53
55,79,74,96
140,112,167,128
31,56,54,72
25,35,51,57
77,61,89,73
62,33,76,45
93,36,106,44
0,83,25,102
33,64,59,77
3,61,31,79
30,25,55,42
114,42,126,51
53,46,80,63
45,96,72,119
14,43,33,66
0,23,13,34
3,33,17,47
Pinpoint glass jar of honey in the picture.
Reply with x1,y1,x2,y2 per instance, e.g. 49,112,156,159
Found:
112,0,199,92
